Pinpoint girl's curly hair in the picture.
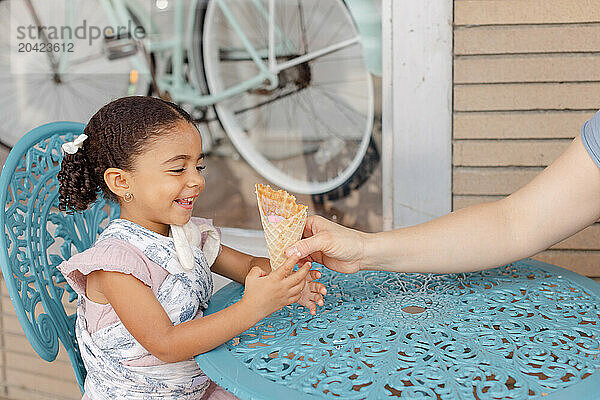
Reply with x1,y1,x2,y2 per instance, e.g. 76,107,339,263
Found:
57,96,196,213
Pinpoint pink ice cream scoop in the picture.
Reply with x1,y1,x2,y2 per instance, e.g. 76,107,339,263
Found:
267,214,285,223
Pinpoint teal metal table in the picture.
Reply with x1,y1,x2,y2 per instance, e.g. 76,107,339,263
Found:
195,260,600,399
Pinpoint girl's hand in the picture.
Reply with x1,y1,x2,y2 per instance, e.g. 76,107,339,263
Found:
241,253,312,320
295,269,326,315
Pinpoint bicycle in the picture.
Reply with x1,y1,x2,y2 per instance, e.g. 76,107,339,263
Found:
1,0,382,200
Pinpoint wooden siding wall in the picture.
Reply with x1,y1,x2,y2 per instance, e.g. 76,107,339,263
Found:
453,0,600,278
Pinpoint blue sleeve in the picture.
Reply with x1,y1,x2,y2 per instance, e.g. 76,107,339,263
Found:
581,110,600,170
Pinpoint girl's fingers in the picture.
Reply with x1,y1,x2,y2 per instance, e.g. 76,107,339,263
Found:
288,279,305,297
275,253,303,278
290,284,308,301
287,261,312,285
299,300,316,315
292,293,303,303
313,292,323,304
246,266,266,280
309,270,322,280
299,257,313,268
308,281,326,296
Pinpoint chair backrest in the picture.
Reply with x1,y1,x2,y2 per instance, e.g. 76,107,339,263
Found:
0,122,120,393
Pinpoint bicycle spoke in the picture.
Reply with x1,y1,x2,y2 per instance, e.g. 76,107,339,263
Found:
312,85,366,118
67,77,113,101
51,83,66,121
301,89,353,143
67,53,108,67
297,0,308,54
321,20,348,48
304,1,321,45
283,95,295,139
69,74,124,96
246,1,269,47
295,90,337,138
244,99,265,133
59,85,79,120
310,55,364,64
306,3,335,49
311,77,368,86
298,91,353,180
313,87,369,100
298,89,330,139
24,81,52,121
230,86,303,115
310,87,365,127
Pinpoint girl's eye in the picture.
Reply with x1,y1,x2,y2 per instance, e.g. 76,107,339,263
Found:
170,166,205,173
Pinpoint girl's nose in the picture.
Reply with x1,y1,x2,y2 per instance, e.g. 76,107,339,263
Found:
188,171,205,190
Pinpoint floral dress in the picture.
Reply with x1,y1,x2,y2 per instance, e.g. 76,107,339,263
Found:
59,218,221,400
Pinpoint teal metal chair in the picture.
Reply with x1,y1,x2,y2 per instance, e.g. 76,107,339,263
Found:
0,122,120,393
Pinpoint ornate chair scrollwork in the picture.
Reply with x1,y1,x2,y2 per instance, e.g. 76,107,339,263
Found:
0,122,120,393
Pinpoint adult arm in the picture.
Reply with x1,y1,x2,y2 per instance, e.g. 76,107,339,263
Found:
289,135,600,273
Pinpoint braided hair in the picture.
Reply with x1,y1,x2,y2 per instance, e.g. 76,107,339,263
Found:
57,96,196,213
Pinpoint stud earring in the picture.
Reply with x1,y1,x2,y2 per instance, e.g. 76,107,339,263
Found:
123,192,134,202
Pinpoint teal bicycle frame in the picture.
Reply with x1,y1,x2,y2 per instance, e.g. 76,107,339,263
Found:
96,0,381,107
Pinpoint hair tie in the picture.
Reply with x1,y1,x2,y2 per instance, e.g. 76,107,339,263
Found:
61,134,88,155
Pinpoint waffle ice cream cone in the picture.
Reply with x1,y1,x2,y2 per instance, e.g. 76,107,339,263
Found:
255,184,308,270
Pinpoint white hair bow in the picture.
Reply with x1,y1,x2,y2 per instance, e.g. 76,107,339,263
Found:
61,134,88,155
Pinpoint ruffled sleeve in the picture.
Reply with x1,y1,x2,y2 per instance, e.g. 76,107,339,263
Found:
581,110,600,170
57,238,156,297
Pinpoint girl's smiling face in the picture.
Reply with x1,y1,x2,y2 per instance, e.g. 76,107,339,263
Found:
108,120,206,236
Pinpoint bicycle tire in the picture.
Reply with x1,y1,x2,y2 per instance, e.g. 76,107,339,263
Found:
312,136,379,203
198,0,376,197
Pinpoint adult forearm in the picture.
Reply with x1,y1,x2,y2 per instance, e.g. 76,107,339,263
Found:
363,198,535,273
298,136,600,274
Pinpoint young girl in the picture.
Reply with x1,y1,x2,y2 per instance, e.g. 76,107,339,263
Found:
56,96,326,400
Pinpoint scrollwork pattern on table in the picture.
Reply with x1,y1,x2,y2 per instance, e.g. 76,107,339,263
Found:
220,262,600,399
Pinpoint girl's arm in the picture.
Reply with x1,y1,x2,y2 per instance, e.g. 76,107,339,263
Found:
212,246,326,314
211,245,270,284
289,135,600,273
89,253,311,363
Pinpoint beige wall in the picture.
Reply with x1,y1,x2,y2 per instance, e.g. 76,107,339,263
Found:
453,0,600,278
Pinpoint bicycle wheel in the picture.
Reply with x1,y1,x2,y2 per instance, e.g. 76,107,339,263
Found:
200,0,375,195
0,0,149,148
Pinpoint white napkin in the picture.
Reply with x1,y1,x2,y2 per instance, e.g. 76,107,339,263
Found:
170,220,220,271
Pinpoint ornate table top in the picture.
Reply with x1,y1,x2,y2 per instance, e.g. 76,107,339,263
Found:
195,259,600,399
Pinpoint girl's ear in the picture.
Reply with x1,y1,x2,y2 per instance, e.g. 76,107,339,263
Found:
104,168,131,198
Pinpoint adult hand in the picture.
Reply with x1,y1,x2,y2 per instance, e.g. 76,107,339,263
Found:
286,215,366,274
